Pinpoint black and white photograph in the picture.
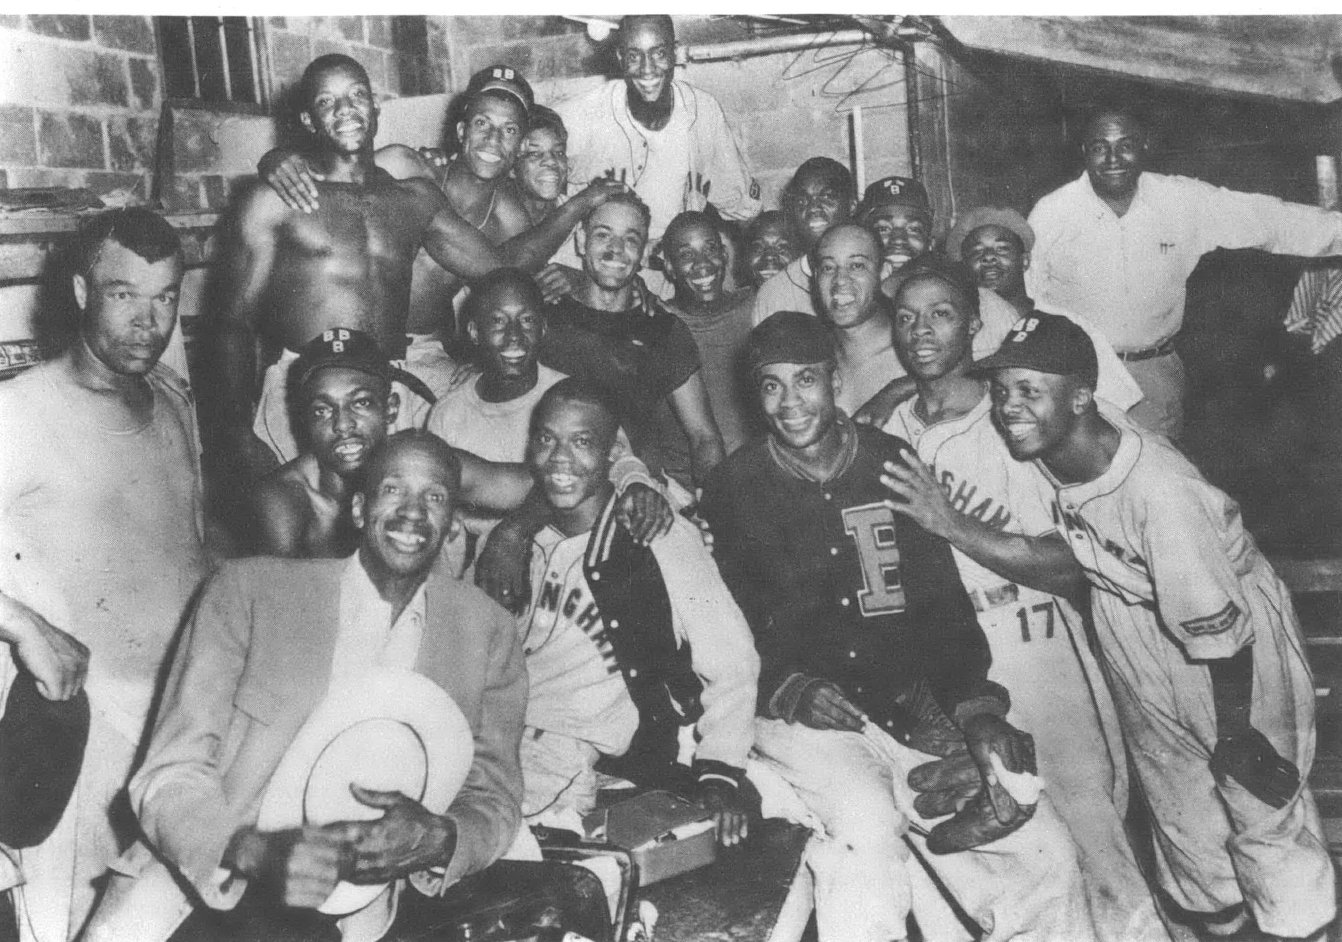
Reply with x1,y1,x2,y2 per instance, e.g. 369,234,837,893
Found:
1,11,1341,942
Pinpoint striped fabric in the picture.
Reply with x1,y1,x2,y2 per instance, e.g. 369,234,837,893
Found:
1286,264,1342,354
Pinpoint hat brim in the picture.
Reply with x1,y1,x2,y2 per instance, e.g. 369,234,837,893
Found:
970,350,1068,377
256,669,474,915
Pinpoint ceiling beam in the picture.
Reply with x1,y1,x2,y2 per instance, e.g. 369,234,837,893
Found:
938,16,1342,105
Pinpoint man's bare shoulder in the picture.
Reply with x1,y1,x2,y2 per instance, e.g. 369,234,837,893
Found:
254,456,323,519
376,144,436,181
224,176,295,224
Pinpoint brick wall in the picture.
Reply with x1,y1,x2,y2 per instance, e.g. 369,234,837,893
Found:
0,15,159,201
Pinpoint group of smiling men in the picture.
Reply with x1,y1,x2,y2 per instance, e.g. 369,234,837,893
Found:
2,13,1342,942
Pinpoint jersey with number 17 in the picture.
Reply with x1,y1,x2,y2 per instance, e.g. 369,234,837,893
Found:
701,424,990,728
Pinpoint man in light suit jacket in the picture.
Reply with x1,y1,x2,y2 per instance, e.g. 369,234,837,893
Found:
86,432,528,941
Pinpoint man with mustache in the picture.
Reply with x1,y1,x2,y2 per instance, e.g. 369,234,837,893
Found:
0,208,209,941
1027,105,1342,439
700,310,1095,942
557,15,760,261
541,193,725,496
87,433,610,942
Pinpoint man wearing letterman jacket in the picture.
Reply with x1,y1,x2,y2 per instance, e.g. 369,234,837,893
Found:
518,377,759,846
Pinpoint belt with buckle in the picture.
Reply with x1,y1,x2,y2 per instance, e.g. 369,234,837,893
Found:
1117,338,1177,362
969,583,1020,613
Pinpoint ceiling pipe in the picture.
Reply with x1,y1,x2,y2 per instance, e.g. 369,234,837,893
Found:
683,30,870,64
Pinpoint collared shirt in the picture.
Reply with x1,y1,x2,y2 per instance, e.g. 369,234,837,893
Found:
1027,171,1342,352
557,79,761,241
330,553,427,687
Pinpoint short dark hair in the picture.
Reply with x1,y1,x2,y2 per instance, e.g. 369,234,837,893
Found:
534,377,622,447
360,430,462,498
300,54,371,111
1080,101,1149,142
526,105,567,145
464,268,545,326
896,255,982,322
74,208,182,279
619,15,674,44
662,211,720,253
582,190,652,234
813,222,883,274
786,157,856,207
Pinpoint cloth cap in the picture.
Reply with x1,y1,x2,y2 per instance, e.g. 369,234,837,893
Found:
973,312,1098,386
747,311,835,371
946,206,1035,262
466,65,534,114
859,176,931,220
0,671,90,848
256,669,474,915
291,328,436,406
898,254,980,309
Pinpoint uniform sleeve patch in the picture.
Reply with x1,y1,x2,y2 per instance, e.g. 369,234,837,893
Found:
1181,601,1241,636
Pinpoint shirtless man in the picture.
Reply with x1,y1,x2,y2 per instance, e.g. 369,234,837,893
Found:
259,67,615,362
204,53,510,516
251,327,670,565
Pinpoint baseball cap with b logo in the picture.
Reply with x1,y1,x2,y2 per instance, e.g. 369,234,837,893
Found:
973,313,1098,387
465,64,535,114
290,328,437,406
859,176,932,222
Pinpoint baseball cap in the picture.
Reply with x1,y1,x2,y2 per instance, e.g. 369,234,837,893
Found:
291,328,437,406
859,176,931,221
972,312,1098,387
946,206,1034,262
465,65,534,114
747,310,835,371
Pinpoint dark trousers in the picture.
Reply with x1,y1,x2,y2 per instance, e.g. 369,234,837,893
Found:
170,860,611,942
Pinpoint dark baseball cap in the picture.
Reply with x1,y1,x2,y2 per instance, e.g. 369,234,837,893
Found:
465,65,534,114
859,176,931,220
291,329,437,405
973,313,1098,387
747,310,835,371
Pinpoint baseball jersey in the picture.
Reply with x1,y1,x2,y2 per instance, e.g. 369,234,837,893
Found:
1041,405,1329,934
1027,171,1342,352
521,524,639,755
886,393,1161,942
541,294,702,477
1045,404,1305,662
701,424,992,730
557,79,761,241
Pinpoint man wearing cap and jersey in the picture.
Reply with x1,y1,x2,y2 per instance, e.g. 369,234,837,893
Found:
1027,104,1342,438
879,260,1169,942
86,432,611,942
978,312,1336,939
557,16,760,259
701,310,1095,942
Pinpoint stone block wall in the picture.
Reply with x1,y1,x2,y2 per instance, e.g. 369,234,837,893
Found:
0,14,160,201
